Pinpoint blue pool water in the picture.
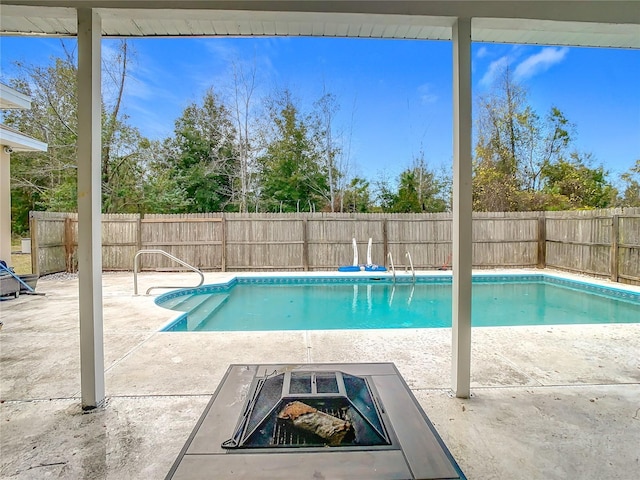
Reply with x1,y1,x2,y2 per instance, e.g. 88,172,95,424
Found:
157,275,640,332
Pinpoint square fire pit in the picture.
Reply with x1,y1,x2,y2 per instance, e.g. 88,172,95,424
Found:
166,363,466,479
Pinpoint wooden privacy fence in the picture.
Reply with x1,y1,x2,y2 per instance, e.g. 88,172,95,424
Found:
544,210,640,285
29,208,640,285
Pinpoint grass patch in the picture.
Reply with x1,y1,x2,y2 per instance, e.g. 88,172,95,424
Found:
10,238,32,274
10,253,32,274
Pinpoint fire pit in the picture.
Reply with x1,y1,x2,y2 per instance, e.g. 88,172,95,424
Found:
166,363,466,479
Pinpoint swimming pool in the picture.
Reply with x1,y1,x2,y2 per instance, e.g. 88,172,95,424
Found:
157,274,640,332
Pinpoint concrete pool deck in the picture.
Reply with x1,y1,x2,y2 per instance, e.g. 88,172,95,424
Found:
1,270,639,479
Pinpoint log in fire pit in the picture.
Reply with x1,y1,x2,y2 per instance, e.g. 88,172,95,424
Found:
166,363,466,479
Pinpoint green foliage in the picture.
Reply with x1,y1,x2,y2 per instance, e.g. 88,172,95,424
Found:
393,171,423,213
472,65,614,212
258,90,328,212
541,153,617,209
375,156,448,213
342,177,371,213
9,189,38,236
619,159,640,207
475,67,529,181
373,174,397,213
4,40,155,229
39,177,78,212
6,43,632,223
4,52,79,232
101,121,151,213
472,161,520,211
161,89,238,213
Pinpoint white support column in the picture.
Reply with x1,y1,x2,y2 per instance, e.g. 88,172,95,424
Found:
451,17,473,399
0,149,11,267
77,8,105,409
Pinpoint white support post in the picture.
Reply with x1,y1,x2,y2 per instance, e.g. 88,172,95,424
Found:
451,17,473,399
0,149,11,267
77,8,105,409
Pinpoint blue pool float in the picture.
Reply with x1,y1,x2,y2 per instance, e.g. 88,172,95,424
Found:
338,265,362,272
338,264,387,272
364,264,387,272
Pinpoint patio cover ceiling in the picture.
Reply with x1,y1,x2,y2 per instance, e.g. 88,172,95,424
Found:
1,1,639,48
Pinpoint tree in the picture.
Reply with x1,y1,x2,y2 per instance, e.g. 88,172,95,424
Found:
5,49,79,230
372,172,397,213
619,160,640,207
312,91,344,212
164,88,238,212
520,106,572,192
473,66,575,211
393,171,422,213
541,152,617,209
475,67,528,181
4,40,151,229
228,57,260,213
472,160,520,211
407,154,449,212
374,155,448,213
333,96,358,213
342,177,371,213
258,89,328,212
118,138,192,214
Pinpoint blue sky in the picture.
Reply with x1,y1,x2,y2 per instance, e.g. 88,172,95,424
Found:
1,36,639,184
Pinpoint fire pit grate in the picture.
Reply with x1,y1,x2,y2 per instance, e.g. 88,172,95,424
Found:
222,370,392,450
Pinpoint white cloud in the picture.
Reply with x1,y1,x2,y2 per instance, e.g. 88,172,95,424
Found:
417,83,437,104
479,56,509,87
514,47,569,80
195,38,277,99
476,46,489,59
201,39,238,62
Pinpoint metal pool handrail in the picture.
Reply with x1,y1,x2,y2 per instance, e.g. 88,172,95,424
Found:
133,249,204,295
387,252,396,283
405,251,416,284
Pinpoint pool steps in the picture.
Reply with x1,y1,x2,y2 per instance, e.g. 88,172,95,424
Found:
160,293,206,312
185,293,231,330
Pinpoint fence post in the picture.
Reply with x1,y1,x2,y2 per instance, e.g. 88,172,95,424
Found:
136,213,143,271
136,214,143,251
64,216,76,273
383,219,388,266
302,218,309,271
29,212,39,276
221,216,227,272
610,215,619,282
537,214,546,269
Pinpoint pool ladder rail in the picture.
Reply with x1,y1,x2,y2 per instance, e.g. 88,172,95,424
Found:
133,249,204,295
387,252,396,283
405,251,416,284
386,251,416,284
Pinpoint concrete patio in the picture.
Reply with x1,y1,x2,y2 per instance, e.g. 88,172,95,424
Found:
1,271,639,479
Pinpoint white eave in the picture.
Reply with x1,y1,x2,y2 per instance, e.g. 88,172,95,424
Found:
0,124,48,152
0,2,638,49
0,83,32,110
